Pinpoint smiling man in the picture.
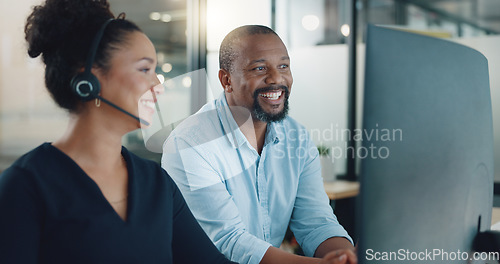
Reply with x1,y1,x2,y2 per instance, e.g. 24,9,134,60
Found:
162,25,356,264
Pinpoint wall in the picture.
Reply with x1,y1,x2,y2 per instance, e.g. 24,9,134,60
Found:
0,0,67,170
288,44,350,176
206,0,271,100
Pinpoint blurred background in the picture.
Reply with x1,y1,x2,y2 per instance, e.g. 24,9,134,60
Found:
1,0,499,187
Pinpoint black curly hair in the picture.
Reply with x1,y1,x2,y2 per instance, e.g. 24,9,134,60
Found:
25,0,142,112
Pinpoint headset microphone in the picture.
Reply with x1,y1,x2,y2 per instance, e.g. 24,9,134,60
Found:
97,95,150,126
70,18,150,126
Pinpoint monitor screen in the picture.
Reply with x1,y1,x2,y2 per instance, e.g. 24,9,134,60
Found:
358,24,494,264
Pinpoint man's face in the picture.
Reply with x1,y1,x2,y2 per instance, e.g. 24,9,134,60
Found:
224,34,293,123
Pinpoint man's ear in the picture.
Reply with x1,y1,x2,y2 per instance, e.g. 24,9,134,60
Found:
218,69,232,93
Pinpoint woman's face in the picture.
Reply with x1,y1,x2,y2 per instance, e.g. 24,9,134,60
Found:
97,31,162,128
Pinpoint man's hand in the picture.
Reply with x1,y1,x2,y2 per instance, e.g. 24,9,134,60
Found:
319,249,358,264
261,246,357,264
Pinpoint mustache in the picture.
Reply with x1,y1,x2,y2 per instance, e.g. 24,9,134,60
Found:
253,85,290,97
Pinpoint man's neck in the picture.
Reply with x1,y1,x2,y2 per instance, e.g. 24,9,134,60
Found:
227,105,268,155
236,115,267,155
251,118,267,154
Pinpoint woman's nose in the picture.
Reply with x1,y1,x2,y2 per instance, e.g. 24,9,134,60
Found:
152,74,161,86
151,82,165,95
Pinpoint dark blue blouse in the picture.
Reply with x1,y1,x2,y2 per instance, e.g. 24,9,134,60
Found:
0,143,236,264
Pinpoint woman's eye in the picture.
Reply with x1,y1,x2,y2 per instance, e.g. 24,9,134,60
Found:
140,68,150,73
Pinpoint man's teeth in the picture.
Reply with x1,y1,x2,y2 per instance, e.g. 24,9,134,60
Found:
259,91,282,100
141,101,155,108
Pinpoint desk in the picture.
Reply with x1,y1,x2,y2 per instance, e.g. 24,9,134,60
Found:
323,180,360,200
493,207,500,226
323,180,359,239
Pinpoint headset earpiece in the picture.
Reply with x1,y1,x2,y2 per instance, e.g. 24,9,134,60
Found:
71,72,100,101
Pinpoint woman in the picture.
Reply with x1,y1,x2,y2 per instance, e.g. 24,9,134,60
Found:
0,0,236,263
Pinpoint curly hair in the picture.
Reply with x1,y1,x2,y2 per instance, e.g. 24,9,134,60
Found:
25,0,141,112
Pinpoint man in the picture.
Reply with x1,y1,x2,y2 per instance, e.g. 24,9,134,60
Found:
162,25,357,264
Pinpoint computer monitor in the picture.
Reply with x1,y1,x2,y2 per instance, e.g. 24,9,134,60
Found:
358,24,494,263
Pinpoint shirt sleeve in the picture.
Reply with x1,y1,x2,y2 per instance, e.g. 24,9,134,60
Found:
170,174,237,264
0,166,42,264
288,135,353,257
163,135,271,264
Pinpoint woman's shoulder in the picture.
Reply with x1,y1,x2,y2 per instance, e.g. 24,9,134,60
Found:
121,146,176,187
0,143,56,193
121,146,162,172
2,143,55,175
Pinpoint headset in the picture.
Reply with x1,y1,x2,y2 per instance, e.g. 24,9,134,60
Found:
71,19,112,101
70,19,150,126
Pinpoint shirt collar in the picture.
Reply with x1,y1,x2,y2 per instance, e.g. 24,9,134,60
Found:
216,93,248,148
265,121,281,145
216,93,282,149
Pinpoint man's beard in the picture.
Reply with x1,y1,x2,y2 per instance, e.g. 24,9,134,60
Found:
252,85,290,123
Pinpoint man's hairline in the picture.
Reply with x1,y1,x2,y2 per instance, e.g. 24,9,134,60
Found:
221,32,286,73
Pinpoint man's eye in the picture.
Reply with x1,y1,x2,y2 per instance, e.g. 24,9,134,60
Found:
253,66,265,71
279,64,289,69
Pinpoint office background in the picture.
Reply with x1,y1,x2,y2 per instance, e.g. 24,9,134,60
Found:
1,0,499,190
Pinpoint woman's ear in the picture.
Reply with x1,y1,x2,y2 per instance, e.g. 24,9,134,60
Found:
218,69,232,93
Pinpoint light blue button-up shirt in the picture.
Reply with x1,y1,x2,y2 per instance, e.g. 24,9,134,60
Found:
162,93,352,264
